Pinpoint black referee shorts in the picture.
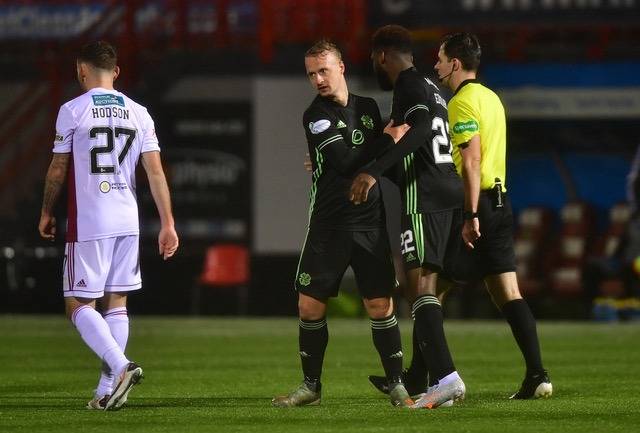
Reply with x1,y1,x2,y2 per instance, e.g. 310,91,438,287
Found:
400,209,476,281
294,226,396,300
474,191,517,277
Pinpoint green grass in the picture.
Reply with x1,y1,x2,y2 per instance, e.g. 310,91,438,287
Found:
1,316,639,433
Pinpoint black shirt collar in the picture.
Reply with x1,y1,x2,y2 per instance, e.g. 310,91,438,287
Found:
453,78,479,97
318,92,352,109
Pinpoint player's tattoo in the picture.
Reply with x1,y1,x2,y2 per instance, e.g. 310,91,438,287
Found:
41,153,70,214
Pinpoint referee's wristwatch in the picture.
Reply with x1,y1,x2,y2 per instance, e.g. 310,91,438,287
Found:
463,210,479,220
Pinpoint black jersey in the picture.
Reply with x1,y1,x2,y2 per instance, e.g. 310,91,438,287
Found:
302,93,390,230
365,67,464,214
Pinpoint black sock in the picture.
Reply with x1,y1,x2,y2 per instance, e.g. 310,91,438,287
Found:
502,299,544,375
370,314,403,383
299,318,328,392
407,320,429,384
413,295,456,382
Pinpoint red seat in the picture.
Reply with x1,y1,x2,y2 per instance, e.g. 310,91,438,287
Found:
514,207,553,297
594,203,632,298
192,244,250,315
549,202,596,297
200,244,249,286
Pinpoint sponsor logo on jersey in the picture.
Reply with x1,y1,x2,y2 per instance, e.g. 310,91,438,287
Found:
309,119,331,134
360,115,374,130
453,120,479,134
336,120,347,129
351,129,364,146
54,133,64,142
92,94,125,107
100,181,128,193
76,279,87,288
298,272,311,286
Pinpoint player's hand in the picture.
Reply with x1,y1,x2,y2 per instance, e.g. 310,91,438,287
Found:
38,214,56,241
304,152,313,173
462,218,481,249
158,226,179,260
350,173,377,205
383,120,411,143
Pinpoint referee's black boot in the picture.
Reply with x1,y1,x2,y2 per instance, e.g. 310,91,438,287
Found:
510,370,553,399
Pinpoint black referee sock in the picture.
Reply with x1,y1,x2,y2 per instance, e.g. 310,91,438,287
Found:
407,320,430,383
299,318,328,391
413,295,456,382
370,314,403,383
502,299,544,375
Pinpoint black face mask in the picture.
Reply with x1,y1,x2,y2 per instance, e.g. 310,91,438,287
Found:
374,61,393,91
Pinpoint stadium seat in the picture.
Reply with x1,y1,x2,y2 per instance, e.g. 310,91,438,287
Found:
549,202,596,297
594,203,632,298
514,207,554,297
191,244,250,315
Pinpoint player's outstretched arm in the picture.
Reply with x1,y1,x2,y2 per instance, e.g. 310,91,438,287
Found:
39,153,70,240
141,151,179,260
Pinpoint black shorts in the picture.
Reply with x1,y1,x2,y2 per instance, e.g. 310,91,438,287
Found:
474,192,517,277
400,209,475,281
294,227,396,300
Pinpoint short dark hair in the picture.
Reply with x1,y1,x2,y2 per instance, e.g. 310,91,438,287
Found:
441,33,481,71
77,41,117,70
305,39,342,60
371,25,412,54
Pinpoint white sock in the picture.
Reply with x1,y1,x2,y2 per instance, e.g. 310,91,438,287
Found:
104,307,129,353
96,362,113,397
438,371,461,386
95,307,130,396
72,305,129,376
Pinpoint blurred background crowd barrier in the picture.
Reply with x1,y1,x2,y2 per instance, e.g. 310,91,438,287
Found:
1,0,639,320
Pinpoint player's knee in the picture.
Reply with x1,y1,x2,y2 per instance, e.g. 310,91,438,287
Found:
485,272,522,307
363,297,393,319
298,297,326,321
64,297,95,321
65,303,86,321
101,292,128,310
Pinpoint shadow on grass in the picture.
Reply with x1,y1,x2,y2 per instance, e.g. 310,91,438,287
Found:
0,396,272,410
134,397,281,408
0,391,538,411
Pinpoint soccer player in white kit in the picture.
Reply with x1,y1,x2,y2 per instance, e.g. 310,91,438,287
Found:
38,41,179,410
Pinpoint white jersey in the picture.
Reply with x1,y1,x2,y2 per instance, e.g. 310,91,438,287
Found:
53,87,160,242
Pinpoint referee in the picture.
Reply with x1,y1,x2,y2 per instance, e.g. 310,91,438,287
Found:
435,32,552,399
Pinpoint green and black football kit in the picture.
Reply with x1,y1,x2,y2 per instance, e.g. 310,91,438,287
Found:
295,93,396,300
363,67,469,279
361,67,468,388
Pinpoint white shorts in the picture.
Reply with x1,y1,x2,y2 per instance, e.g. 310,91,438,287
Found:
63,235,142,299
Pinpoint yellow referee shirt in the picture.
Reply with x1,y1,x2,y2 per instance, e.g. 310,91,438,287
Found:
448,79,507,192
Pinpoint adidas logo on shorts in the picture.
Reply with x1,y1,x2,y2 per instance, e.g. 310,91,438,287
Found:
76,279,87,288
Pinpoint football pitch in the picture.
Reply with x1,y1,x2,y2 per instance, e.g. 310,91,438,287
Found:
1,316,639,433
